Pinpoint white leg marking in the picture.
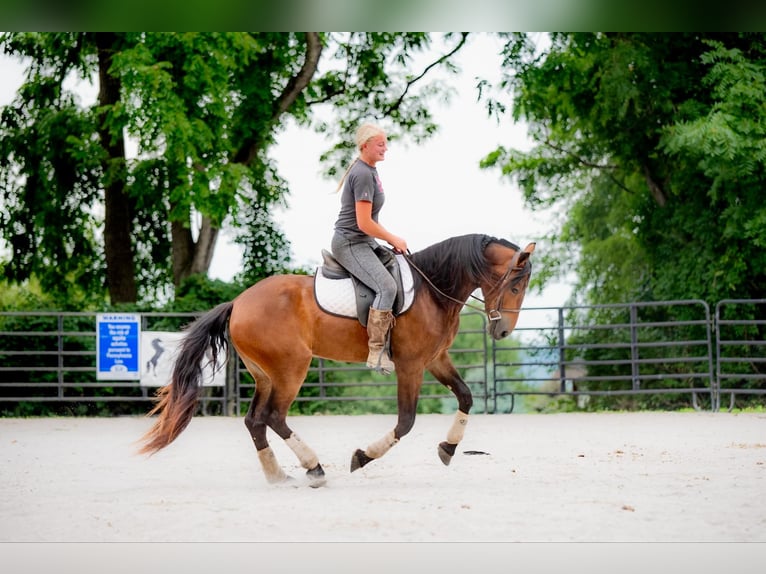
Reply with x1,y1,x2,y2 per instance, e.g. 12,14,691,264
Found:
446,410,469,444
366,430,399,459
257,446,288,484
285,433,319,469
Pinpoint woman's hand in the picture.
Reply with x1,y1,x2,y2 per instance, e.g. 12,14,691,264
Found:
355,201,408,253
388,235,408,254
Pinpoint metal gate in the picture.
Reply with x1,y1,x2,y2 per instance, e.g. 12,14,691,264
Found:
714,299,766,410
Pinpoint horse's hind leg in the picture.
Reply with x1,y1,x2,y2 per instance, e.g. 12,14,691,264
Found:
266,409,326,488
243,358,326,487
242,362,290,484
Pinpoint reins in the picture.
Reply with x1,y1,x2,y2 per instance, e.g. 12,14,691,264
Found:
403,253,487,315
402,250,530,322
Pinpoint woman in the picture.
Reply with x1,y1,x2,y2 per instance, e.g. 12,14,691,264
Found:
331,123,408,375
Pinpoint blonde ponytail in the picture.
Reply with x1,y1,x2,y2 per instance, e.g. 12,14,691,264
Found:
335,158,358,193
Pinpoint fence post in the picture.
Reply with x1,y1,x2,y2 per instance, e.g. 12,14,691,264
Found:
557,307,567,393
57,314,65,400
318,358,327,399
225,342,238,416
630,304,640,391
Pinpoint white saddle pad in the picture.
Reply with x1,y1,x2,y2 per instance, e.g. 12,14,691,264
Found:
314,253,415,319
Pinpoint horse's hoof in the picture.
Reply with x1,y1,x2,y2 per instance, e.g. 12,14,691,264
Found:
438,441,457,466
350,448,374,472
307,463,326,488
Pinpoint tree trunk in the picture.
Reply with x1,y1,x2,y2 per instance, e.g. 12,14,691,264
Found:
642,164,668,207
96,33,138,304
170,215,220,285
191,216,218,275
170,218,194,285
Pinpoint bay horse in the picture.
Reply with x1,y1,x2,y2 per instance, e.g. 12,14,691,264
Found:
139,233,535,486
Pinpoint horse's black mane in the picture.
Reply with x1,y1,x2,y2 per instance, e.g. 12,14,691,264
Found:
409,234,520,305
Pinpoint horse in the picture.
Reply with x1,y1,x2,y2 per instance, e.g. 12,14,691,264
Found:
139,233,535,486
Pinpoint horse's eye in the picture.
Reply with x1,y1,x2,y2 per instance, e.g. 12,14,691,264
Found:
511,288,519,295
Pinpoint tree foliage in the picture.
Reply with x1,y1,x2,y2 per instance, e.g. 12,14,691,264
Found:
484,32,766,308
0,32,467,306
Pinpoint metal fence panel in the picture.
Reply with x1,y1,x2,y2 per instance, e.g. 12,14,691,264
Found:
2,301,764,413
0,312,227,414
492,300,715,413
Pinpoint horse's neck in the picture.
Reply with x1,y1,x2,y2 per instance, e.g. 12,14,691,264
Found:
411,258,480,308
415,273,478,316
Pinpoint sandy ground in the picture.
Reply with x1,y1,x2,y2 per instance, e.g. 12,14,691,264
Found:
1,411,765,543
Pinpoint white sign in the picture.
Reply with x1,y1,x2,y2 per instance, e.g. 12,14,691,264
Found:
140,331,226,387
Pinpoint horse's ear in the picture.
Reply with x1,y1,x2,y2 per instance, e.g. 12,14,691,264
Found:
515,243,535,267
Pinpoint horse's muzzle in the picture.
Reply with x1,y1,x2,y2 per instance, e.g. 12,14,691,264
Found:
487,319,512,340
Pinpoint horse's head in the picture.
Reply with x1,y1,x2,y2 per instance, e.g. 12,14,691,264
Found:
481,241,535,340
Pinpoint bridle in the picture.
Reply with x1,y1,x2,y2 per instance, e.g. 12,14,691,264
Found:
478,248,532,321
403,249,531,323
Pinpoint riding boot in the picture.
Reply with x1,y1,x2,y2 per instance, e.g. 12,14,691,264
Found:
366,308,396,375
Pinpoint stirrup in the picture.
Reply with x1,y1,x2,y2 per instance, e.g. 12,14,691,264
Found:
367,351,395,375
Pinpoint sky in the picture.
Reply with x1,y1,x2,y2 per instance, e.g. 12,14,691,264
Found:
0,33,572,309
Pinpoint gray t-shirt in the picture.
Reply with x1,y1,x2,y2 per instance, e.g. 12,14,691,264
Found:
333,159,385,240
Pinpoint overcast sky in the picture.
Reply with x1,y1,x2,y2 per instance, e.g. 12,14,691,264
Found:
0,33,571,309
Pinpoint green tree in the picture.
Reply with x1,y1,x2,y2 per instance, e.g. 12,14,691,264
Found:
483,32,766,307
483,33,766,409
0,32,468,306
0,34,106,302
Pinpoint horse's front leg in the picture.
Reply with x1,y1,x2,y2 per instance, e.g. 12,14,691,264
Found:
350,366,423,472
427,351,473,466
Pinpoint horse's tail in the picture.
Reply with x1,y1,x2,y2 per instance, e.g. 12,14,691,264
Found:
138,301,234,455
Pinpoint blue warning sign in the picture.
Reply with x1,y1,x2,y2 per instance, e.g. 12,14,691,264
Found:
96,313,141,380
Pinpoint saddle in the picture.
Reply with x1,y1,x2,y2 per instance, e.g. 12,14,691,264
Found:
314,246,415,327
